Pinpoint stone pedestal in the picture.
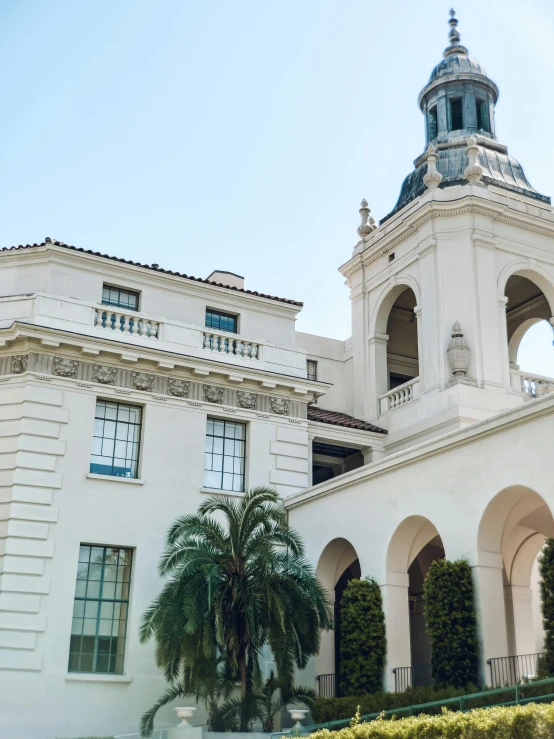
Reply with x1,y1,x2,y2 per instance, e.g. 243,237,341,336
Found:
168,726,203,739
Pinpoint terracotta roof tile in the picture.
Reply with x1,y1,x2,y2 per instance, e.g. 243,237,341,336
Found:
0,239,303,307
307,406,387,434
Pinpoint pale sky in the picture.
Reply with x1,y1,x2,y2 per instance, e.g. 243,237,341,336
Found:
1,0,553,374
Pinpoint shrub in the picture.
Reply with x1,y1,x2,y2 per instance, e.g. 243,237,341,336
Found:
339,579,386,697
423,559,479,688
311,684,479,723
309,702,554,739
538,538,554,676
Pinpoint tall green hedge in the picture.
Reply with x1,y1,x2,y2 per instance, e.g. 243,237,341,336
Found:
339,578,386,696
538,538,554,676
423,559,479,688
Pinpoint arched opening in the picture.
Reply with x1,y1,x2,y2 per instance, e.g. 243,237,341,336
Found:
386,288,419,391
386,516,444,690
478,485,554,685
505,274,554,395
315,538,360,697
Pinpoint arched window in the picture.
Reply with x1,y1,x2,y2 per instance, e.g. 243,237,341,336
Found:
386,287,419,390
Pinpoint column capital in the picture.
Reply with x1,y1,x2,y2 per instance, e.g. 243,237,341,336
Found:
461,550,503,569
368,332,389,346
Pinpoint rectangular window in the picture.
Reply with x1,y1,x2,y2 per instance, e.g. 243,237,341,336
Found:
204,418,245,492
307,360,318,381
90,401,142,479
102,285,139,312
427,105,438,141
476,99,490,132
69,544,132,674
449,97,463,131
205,309,238,334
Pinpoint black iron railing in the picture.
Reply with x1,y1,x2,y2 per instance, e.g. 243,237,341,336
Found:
393,664,433,692
487,652,543,687
316,673,336,698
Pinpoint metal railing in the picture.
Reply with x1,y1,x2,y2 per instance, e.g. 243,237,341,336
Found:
487,652,543,687
271,675,554,737
393,664,433,692
316,673,336,698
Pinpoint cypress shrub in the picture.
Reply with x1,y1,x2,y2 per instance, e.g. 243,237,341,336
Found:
538,538,554,676
423,559,479,688
339,578,386,696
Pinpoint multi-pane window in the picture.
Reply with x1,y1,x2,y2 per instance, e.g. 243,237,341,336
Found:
204,419,245,492
205,309,238,334
102,285,139,312
476,98,490,132
307,360,318,381
90,401,142,478
69,545,132,674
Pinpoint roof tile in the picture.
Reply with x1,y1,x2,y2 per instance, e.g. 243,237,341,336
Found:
307,406,387,434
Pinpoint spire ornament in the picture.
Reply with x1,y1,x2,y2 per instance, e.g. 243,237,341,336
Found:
357,199,376,238
444,9,468,58
447,322,470,377
464,136,484,184
423,144,442,190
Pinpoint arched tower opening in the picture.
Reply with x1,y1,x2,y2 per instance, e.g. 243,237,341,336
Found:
386,288,420,391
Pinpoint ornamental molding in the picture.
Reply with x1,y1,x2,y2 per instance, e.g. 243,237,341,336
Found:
92,365,118,384
53,357,79,378
11,354,27,374
237,390,257,410
167,378,190,397
131,371,154,392
269,397,289,415
203,384,224,404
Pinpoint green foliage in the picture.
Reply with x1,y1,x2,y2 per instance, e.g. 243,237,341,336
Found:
339,579,386,697
309,703,554,739
423,559,479,688
538,538,554,677
139,487,333,734
312,684,479,723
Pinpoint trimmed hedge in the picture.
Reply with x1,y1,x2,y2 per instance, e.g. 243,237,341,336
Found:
310,703,554,738
339,579,386,697
312,684,479,723
423,559,479,688
539,538,554,676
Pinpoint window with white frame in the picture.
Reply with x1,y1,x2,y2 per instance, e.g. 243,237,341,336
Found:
204,418,245,492
90,401,142,478
102,285,139,312
69,544,132,674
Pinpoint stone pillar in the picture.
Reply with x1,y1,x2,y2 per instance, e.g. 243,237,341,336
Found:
307,431,315,487
315,590,335,682
368,333,388,421
468,551,510,685
380,571,411,692
362,442,386,465
505,585,535,656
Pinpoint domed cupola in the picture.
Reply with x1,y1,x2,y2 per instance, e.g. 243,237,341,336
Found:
381,10,550,223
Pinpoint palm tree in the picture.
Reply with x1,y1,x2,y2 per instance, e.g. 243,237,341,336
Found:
139,487,332,734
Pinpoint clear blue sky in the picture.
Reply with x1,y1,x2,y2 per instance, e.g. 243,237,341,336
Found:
0,0,553,373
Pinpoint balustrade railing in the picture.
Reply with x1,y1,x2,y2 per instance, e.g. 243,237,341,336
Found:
94,307,160,339
316,673,336,698
392,664,432,693
519,373,554,398
487,653,543,687
203,329,261,360
379,376,420,414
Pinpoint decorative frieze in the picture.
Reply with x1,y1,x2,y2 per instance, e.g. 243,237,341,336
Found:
237,390,257,410
53,357,79,379
270,397,289,415
168,378,190,398
92,365,118,385
203,385,224,404
12,355,27,374
131,371,154,392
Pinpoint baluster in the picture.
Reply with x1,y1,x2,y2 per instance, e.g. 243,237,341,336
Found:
113,312,123,331
95,310,103,328
150,321,158,339
131,318,139,335
122,315,131,334
203,333,210,350
139,320,148,337
245,342,252,358
251,343,258,360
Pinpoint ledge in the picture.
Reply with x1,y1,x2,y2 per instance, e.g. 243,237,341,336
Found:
86,473,144,485
65,672,132,684
201,487,245,498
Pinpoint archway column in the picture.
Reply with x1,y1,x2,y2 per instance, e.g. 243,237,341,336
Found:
504,585,535,656
368,332,388,421
379,571,411,692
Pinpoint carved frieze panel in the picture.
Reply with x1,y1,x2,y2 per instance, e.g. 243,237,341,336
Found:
93,364,118,385
12,355,27,374
203,384,224,404
269,396,289,415
168,378,190,397
53,357,79,378
131,372,154,392
237,390,257,410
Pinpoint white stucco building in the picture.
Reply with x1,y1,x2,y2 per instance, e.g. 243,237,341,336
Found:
1,11,554,739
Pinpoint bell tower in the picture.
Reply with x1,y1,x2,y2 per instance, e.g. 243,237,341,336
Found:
342,11,554,452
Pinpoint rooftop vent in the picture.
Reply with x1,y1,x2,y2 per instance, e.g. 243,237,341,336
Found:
207,270,245,290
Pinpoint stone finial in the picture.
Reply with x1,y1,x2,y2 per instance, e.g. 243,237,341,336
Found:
464,136,484,184
444,8,468,58
357,199,376,238
447,321,470,377
423,144,442,190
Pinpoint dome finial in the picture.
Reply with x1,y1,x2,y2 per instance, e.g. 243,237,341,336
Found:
444,8,468,57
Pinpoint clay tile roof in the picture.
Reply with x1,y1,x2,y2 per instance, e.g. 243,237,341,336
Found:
0,239,303,307
307,407,387,434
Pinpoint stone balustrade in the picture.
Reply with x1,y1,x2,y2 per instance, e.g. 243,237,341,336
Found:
202,329,261,360
379,377,420,414
94,307,161,339
516,371,554,398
